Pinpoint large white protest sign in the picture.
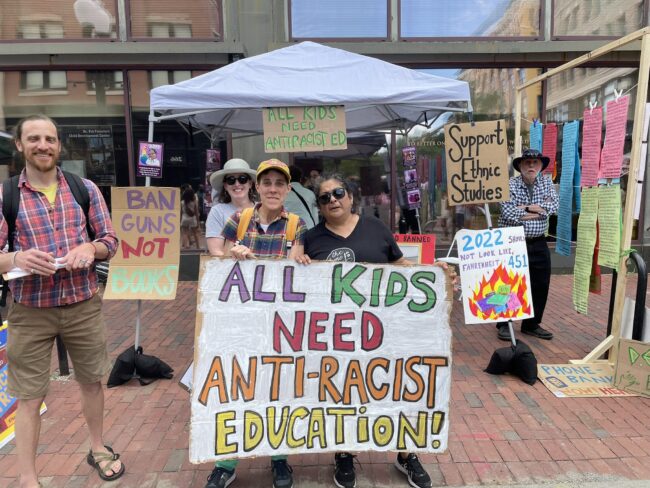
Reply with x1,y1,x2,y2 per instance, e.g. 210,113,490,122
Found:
457,227,534,324
191,258,452,462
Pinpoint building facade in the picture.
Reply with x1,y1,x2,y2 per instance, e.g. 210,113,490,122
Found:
0,0,648,254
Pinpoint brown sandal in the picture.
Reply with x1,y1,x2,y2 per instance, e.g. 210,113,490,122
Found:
87,445,125,481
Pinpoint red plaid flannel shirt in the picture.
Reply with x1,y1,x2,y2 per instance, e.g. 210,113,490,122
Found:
0,168,118,307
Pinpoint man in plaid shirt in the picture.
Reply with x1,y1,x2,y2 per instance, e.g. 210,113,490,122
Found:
498,148,559,341
209,158,306,488
0,115,122,487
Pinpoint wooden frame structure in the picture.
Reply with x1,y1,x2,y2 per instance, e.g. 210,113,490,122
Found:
513,26,650,366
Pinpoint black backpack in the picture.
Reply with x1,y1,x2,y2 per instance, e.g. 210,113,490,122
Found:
0,171,95,307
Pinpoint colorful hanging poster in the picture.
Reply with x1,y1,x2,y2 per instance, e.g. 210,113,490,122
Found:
402,146,417,167
597,185,622,268
137,141,164,179
556,121,580,256
572,188,598,314
457,227,534,324
600,96,629,179
581,107,603,187
529,122,543,152
542,123,557,174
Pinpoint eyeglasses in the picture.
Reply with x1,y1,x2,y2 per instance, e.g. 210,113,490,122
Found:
318,187,347,205
224,175,251,185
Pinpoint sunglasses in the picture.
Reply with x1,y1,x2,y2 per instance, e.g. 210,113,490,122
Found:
224,175,251,185
318,187,347,205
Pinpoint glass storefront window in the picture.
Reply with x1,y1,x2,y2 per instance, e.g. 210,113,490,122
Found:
552,0,645,38
0,1,118,40
290,0,389,39
0,70,127,204
400,0,541,38
128,0,222,40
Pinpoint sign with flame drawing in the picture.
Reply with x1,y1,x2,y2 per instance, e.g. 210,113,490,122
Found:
457,227,534,324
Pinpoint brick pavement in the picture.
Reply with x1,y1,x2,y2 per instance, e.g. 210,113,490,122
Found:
1,273,649,488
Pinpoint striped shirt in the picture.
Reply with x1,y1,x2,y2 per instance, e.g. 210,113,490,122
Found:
222,203,306,258
0,168,118,307
499,174,559,238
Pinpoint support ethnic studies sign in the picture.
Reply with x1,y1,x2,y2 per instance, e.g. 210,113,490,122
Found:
191,258,452,462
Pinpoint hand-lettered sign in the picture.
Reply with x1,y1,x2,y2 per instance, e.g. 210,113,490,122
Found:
615,339,650,397
191,258,452,462
104,187,180,300
457,227,533,324
263,106,347,152
393,234,436,264
444,120,509,206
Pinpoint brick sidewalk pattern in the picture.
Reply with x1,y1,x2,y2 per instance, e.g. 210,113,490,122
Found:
1,274,649,488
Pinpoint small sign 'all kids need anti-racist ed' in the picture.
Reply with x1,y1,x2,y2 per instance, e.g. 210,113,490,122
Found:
444,120,509,206
104,187,180,300
457,227,534,325
191,258,452,462
263,105,347,152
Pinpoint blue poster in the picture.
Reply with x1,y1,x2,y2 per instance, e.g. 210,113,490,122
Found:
556,121,580,256
530,122,543,152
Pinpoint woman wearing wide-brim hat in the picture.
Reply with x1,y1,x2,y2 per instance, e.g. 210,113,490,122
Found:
206,158,257,256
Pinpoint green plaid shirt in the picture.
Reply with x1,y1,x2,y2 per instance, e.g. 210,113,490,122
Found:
222,203,306,257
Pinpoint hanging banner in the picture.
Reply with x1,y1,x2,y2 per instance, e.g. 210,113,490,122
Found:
600,96,629,179
444,120,509,206
529,122,542,152
556,121,580,256
104,187,180,300
597,185,622,268
263,105,347,152
572,188,598,314
191,258,452,462
457,227,533,324
581,107,603,187
541,123,557,175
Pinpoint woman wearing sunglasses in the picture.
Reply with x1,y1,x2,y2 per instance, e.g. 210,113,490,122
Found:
206,158,257,256
295,173,432,488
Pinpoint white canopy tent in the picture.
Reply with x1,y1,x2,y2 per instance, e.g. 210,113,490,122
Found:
149,41,473,141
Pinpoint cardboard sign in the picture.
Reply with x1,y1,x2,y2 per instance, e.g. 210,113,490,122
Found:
539,363,635,398
104,187,180,300
615,339,650,397
444,120,509,205
191,258,452,462
263,106,347,152
457,227,533,324
394,234,436,264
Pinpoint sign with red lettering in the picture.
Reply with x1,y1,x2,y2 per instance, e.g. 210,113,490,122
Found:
104,187,180,300
190,258,452,462
393,234,436,264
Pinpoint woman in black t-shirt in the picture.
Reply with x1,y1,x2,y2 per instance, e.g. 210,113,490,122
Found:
295,173,433,488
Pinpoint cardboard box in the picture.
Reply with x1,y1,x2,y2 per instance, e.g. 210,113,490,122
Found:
614,338,650,397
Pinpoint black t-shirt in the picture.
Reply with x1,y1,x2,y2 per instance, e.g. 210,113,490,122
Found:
304,214,403,263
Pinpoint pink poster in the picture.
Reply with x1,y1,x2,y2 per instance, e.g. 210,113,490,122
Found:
581,106,603,187
600,96,629,179
542,123,557,174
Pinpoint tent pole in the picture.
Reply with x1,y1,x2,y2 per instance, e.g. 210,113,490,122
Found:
390,129,397,232
146,110,155,187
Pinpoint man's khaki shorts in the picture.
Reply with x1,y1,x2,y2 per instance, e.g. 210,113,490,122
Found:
7,294,110,400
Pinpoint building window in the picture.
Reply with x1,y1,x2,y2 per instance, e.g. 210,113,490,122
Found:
86,71,124,92
400,0,541,38
21,71,67,91
19,21,64,39
290,0,388,39
149,22,193,38
150,71,192,89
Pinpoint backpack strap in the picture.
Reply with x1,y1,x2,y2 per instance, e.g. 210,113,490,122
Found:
1,175,20,308
61,171,95,241
285,213,300,249
236,207,254,244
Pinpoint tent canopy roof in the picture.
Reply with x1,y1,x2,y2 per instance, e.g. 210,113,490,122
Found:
150,41,472,135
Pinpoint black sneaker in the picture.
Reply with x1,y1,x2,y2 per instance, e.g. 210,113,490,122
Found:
497,325,512,342
334,453,356,488
394,453,432,488
271,459,294,488
205,466,236,488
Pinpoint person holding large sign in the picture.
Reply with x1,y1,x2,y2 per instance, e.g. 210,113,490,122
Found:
0,115,122,486
497,149,558,341
205,158,306,488
296,173,433,488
